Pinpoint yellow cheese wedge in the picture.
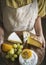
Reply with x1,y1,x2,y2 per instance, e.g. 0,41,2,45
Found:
1,43,13,52
27,36,42,48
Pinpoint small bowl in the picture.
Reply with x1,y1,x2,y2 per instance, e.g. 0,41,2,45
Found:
19,50,38,65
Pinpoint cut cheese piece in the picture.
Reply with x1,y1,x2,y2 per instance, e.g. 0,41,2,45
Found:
27,36,42,48
8,32,22,43
1,43,13,52
23,31,30,43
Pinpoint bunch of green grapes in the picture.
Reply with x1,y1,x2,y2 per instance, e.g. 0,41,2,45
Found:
5,43,23,61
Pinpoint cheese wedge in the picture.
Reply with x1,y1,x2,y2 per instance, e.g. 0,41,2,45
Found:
23,31,30,43
1,43,13,52
8,32,22,43
27,36,42,48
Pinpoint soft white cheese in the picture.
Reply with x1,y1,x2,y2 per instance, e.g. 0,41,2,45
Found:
8,32,22,43
23,31,30,43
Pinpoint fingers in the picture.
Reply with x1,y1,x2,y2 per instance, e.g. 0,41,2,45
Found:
0,27,4,53
0,27,4,44
37,36,45,48
36,47,45,65
42,38,45,48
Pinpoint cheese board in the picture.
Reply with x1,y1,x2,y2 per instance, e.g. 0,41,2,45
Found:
0,31,45,65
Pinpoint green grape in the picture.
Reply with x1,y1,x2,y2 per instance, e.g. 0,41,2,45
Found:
9,48,14,55
11,57,15,61
19,49,22,53
13,44,17,49
17,44,20,46
13,54,18,58
17,51,20,55
14,49,17,52
7,52,11,58
17,44,21,49
20,45,23,49
17,49,22,55
5,55,10,59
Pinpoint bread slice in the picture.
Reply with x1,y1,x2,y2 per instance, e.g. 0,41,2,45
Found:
8,32,22,43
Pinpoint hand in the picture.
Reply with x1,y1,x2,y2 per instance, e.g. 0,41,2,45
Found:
36,36,45,65
36,35,45,48
0,27,4,52
30,35,45,65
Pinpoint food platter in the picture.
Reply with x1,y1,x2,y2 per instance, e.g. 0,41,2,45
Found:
0,31,45,65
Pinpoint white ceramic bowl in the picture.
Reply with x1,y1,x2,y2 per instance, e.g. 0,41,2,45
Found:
19,50,38,65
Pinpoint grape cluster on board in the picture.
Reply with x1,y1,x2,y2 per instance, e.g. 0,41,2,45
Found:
5,43,23,61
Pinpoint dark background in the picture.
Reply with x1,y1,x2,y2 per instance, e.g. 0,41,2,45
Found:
41,17,46,65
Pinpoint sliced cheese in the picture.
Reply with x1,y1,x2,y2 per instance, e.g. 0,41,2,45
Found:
8,32,22,43
23,31,30,43
27,36,42,48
